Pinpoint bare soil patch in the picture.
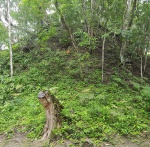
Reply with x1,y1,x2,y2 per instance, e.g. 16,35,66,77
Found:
0,133,43,147
0,133,150,147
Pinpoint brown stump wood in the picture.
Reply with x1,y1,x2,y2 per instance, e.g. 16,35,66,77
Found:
38,91,62,140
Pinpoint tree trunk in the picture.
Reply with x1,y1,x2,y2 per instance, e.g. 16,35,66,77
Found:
120,41,127,66
120,0,132,65
7,0,13,77
38,91,63,141
143,46,149,74
82,0,88,32
140,56,143,79
101,35,106,83
128,0,137,28
89,0,94,38
143,34,150,73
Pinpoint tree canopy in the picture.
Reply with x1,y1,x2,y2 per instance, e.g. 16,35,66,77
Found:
0,0,149,65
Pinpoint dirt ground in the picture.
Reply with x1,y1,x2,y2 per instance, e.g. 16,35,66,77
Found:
0,133,43,147
0,133,150,147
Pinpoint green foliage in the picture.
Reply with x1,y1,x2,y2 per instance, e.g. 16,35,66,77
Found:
141,86,150,99
0,0,150,141
74,29,97,51
0,50,9,57
140,85,150,110
0,48,150,141
37,26,56,46
0,22,8,45
132,82,141,90
0,48,150,142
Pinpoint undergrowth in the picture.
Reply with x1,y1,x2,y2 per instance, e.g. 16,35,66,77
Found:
0,48,150,142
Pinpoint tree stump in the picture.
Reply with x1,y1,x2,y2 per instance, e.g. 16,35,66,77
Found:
38,91,63,141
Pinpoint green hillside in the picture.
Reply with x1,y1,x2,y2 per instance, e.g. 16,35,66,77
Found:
0,0,150,146
0,47,149,144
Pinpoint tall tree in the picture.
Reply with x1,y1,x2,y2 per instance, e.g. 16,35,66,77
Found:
7,0,13,77
120,0,137,65
101,33,106,83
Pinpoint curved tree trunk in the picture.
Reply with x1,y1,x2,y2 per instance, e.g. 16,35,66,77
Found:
38,91,63,140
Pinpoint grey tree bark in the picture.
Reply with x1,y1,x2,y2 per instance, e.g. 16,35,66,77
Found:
101,34,106,83
7,0,13,77
120,0,134,65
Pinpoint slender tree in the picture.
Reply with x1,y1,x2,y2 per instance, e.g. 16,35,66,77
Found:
101,33,106,83
120,0,132,66
7,0,13,77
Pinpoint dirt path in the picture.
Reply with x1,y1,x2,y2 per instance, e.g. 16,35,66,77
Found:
0,133,150,147
0,133,43,147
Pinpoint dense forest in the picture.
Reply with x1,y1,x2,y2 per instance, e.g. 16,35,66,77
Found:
0,0,150,146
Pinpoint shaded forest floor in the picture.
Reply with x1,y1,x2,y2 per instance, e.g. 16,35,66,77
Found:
0,132,150,147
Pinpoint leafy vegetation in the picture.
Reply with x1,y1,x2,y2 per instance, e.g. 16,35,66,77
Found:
0,48,149,143
0,0,150,145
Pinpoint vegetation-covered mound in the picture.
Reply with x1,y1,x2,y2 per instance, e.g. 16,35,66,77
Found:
0,0,150,145
0,47,149,144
